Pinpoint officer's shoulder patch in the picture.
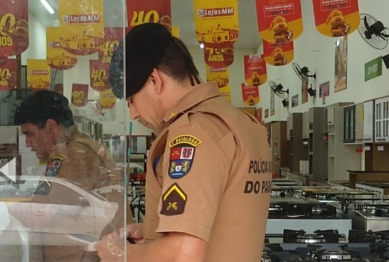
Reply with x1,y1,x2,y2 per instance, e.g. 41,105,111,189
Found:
46,154,65,177
168,135,201,179
34,179,52,195
160,183,187,216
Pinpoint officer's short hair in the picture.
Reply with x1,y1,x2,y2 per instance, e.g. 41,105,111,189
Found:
14,90,75,129
109,22,199,99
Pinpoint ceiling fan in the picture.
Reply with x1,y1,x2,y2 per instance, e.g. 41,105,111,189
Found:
292,62,316,97
292,62,316,83
269,80,289,107
358,13,389,50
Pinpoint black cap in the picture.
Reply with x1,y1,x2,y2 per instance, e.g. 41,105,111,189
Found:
109,23,172,99
14,90,74,126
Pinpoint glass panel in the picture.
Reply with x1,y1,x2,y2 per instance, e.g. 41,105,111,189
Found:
0,0,128,260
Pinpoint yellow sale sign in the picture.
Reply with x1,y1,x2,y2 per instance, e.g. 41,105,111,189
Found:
206,65,229,88
219,85,231,102
99,89,117,109
194,0,239,47
46,27,78,70
27,59,51,91
58,0,104,56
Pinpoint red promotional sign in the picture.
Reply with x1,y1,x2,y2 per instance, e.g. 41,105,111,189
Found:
0,0,29,56
54,83,64,95
126,0,172,33
263,40,294,66
71,83,88,107
313,0,360,37
256,0,303,44
0,59,16,91
241,83,260,106
204,44,234,68
98,27,123,64
90,60,110,91
0,56,7,67
244,54,267,86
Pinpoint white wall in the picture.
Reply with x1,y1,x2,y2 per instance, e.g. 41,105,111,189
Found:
21,14,46,65
258,0,389,122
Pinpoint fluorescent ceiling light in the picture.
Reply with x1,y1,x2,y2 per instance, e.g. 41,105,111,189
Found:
41,0,54,14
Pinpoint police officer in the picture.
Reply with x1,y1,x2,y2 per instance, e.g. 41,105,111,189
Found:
13,90,133,261
93,23,272,262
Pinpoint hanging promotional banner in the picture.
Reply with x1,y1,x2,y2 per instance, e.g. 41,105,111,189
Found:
99,89,117,109
244,54,267,87
263,40,294,66
54,83,64,95
0,0,29,56
256,0,303,44
194,0,239,46
241,83,259,106
0,56,7,66
312,0,360,37
58,0,105,56
71,83,88,107
27,59,51,91
219,84,231,102
126,0,172,33
98,27,122,64
0,59,16,91
204,44,234,68
334,36,347,92
90,60,110,91
206,65,229,88
46,27,78,70
194,0,239,67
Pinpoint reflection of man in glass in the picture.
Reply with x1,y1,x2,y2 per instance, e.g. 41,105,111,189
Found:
13,90,133,262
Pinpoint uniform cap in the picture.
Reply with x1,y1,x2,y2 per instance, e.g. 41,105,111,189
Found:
109,23,172,99
13,90,74,126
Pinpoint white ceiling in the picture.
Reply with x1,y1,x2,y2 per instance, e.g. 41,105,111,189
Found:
28,0,262,50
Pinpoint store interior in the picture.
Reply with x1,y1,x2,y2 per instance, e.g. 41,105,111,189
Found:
1,0,389,260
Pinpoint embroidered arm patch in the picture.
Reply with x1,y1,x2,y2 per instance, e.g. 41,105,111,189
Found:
160,183,187,216
168,135,201,179
45,154,65,177
34,179,52,195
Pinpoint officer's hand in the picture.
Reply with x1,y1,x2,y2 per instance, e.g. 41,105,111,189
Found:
113,223,145,244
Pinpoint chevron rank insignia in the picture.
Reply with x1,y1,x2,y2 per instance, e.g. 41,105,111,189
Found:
160,183,187,216
168,135,201,179
34,179,52,195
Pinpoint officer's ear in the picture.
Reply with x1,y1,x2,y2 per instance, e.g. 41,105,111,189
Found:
149,68,163,95
45,119,58,133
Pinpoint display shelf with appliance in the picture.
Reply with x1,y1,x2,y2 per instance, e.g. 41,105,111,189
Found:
270,121,288,177
374,96,389,143
307,107,327,179
326,102,357,182
126,133,155,223
363,97,389,171
73,116,103,142
287,113,308,173
343,104,356,144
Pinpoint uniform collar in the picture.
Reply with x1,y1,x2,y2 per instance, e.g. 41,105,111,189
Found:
162,82,221,124
50,125,80,157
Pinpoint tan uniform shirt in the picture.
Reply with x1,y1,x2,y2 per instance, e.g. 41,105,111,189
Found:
144,82,272,262
31,126,133,262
